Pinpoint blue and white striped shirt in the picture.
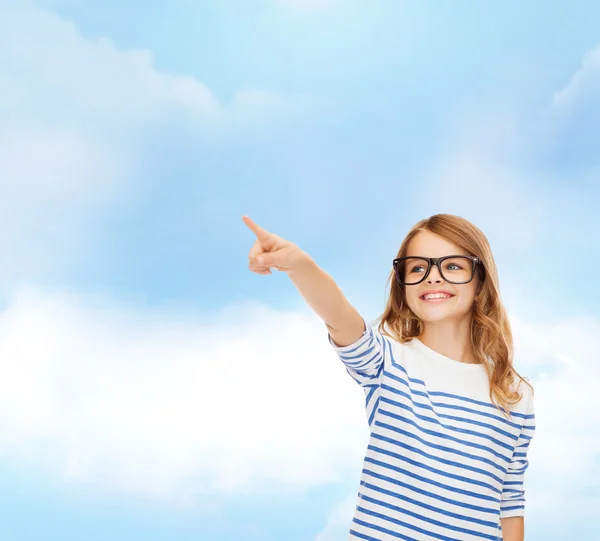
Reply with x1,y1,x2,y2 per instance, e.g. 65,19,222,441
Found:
328,318,535,541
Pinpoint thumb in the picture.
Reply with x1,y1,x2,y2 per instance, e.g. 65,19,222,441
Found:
256,254,281,269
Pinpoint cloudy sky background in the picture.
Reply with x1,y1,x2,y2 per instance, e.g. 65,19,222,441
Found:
0,0,599,539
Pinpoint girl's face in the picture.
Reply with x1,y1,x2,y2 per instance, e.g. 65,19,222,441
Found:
403,231,480,325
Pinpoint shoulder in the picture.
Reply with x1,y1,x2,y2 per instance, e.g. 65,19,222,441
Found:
372,324,411,365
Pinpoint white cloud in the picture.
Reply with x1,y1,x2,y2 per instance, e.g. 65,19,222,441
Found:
531,41,600,176
511,314,600,533
0,4,303,127
0,286,368,509
551,43,600,110
0,9,212,125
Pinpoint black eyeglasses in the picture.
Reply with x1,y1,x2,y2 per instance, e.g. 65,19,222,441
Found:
393,255,481,286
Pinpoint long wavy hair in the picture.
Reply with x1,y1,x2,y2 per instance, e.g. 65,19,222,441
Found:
373,213,533,420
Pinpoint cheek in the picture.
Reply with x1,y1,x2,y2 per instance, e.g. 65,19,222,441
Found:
455,289,477,306
404,292,422,311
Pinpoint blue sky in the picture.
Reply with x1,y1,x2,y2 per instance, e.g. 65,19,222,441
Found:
0,0,599,539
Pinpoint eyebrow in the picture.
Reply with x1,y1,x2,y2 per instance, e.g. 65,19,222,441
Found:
404,254,469,258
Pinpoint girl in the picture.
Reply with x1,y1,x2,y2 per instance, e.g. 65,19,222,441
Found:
244,213,535,541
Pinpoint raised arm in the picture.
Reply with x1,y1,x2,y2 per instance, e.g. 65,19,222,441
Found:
288,258,365,347
244,215,365,346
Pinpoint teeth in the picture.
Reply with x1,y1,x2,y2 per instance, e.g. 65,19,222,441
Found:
423,294,452,300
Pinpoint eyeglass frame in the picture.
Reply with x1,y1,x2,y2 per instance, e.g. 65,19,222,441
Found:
392,255,482,286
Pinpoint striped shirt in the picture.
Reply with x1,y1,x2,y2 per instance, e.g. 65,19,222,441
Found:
328,318,536,541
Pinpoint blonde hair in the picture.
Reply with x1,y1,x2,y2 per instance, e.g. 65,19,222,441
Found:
373,213,533,420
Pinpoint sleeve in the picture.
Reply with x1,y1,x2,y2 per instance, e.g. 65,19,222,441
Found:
500,386,536,519
327,317,386,389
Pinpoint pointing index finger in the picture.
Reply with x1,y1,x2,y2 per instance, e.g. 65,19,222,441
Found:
242,215,271,241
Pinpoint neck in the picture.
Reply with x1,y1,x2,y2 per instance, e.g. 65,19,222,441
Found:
419,319,478,364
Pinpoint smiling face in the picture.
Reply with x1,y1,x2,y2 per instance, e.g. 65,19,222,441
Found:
403,230,480,327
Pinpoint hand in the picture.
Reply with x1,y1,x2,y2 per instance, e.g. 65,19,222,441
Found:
243,216,310,275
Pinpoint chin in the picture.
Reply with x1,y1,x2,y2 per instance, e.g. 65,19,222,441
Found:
418,313,450,323
412,302,469,320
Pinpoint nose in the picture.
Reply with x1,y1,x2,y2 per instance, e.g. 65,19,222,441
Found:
426,262,444,283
